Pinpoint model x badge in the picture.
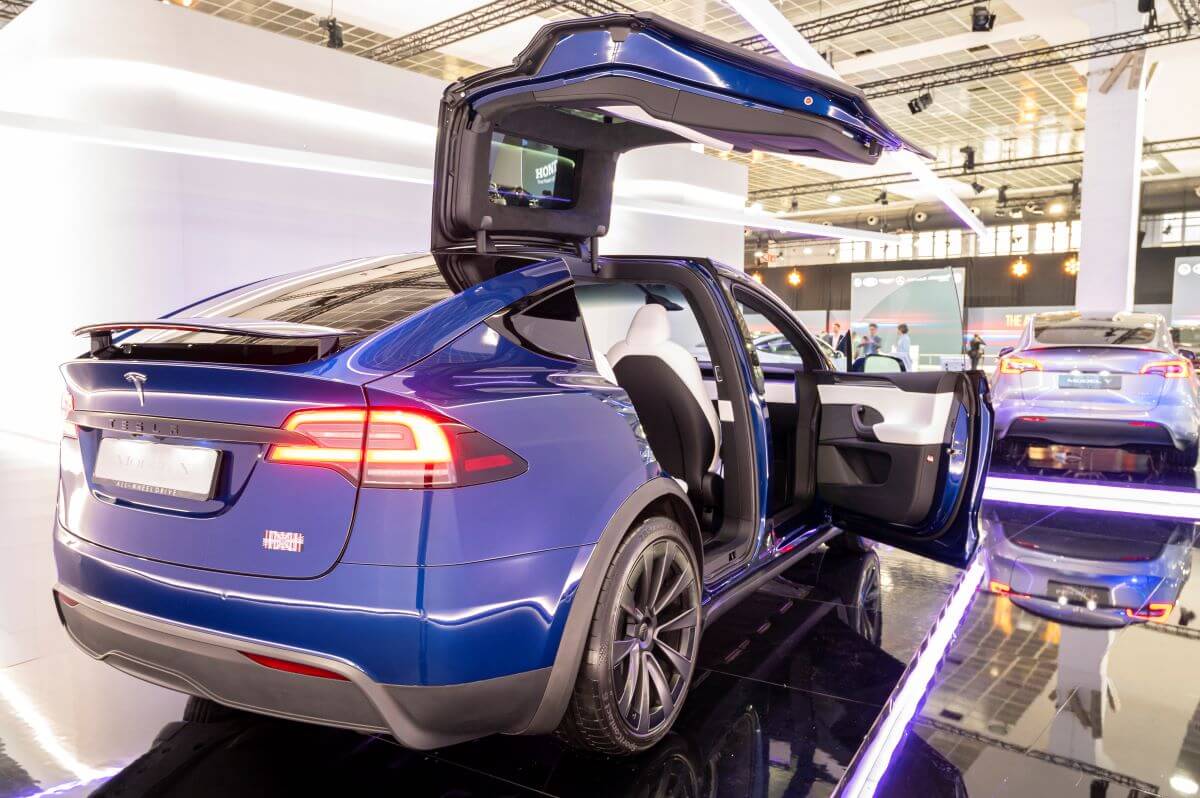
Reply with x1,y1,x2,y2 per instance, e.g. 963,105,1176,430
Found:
124,372,148,407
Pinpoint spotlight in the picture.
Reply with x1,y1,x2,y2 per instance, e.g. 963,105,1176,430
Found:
971,3,996,31
787,270,802,287
1008,208,1024,219
970,205,982,216
997,184,1009,205
827,193,842,204
866,215,880,226
1010,257,1030,278
914,210,928,223
803,247,814,256
320,16,344,49
960,145,976,172
907,91,933,115
875,189,889,205
750,272,764,284
1048,200,1065,215
789,197,799,212
1025,201,1044,215
1063,255,1079,275
970,181,984,195
1070,179,1081,199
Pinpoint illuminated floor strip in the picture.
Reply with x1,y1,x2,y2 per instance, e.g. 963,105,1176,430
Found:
983,475,1200,519
835,558,986,797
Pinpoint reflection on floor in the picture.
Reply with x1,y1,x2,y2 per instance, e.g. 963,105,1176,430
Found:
2,432,1200,797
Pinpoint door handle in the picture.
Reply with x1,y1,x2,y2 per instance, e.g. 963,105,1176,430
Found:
850,404,879,442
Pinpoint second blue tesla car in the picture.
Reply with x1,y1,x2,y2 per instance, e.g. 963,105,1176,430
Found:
52,13,991,755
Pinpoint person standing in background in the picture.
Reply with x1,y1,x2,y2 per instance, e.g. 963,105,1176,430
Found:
834,323,853,362
821,324,836,346
893,323,912,370
968,333,986,371
863,323,882,356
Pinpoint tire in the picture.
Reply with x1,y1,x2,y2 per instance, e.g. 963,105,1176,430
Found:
1169,443,1199,473
828,530,876,553
182,696,245,724
557,516,702,755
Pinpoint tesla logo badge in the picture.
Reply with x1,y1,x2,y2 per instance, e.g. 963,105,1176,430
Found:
124,372,148,407
263,529,304,553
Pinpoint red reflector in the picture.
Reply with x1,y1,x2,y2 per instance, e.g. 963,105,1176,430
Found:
1022,416,1047,423
463,453,513,472
240,652,349,681
1126,602,1173,622
1127,421,1157,428
57,592,79,607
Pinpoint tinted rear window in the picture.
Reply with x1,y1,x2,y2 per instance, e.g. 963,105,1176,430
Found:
128,256,452,348
1032,322,1160,347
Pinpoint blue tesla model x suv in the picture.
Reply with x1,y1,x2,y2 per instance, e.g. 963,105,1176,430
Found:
53,13,992,754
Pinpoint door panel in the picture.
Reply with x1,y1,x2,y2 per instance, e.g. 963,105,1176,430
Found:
812,370,992,567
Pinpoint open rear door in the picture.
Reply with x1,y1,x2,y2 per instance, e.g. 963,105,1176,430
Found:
431,12,927,290
814,371,992,567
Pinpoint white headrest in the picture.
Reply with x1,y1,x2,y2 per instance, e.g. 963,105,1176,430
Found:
624,304,671,347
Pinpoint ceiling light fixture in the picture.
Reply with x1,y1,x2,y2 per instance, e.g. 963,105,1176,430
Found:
750,271,764,284
1010,257,1030,278
320,16,344,49
960,145,976,172
971,3,996,31
1142,156,1159,170
787,270,803,287
971,180,985,194
907,91,934,115
1048,200,1065,215
803,247,814,255
827,193,842,204
1063,255,1079,275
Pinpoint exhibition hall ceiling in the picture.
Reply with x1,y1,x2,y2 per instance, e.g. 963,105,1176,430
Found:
52,0,1200,221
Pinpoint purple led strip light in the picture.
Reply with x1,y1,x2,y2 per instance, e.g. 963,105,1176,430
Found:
834,557,985,797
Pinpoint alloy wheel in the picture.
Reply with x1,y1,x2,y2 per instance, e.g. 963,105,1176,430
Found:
611,538,701,737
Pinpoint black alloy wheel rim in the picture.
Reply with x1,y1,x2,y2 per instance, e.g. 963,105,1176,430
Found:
611,538,700,737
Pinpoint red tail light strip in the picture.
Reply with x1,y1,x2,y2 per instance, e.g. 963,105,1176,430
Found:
240,651,349,681
1140,358,1192,379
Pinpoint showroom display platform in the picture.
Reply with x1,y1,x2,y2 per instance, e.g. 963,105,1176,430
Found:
1,435,1198,797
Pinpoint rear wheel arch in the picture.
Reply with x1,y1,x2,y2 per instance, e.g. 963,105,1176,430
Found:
519,477,701,736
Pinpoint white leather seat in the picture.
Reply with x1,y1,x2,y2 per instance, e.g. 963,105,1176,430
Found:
607,306,721,493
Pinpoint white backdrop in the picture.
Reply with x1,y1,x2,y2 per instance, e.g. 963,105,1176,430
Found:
0,0,746,441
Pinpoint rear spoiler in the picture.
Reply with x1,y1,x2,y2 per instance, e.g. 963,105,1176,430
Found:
73,317,349,358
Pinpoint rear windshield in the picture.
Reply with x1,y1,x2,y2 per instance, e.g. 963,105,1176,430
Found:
118,255,452,359
1032,321,1161,347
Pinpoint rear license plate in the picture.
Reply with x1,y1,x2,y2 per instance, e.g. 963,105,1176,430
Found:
94,438,220,501
1058,374,1122,390
1047,580,1110,606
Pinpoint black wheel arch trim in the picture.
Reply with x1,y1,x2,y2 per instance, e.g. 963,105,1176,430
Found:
520,476,701,735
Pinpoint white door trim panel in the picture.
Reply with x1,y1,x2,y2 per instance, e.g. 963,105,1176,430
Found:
817,384,955,446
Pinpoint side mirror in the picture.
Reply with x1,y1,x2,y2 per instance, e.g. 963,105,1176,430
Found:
860,354,906,373
997,346,1014,358
1181,349,1196,363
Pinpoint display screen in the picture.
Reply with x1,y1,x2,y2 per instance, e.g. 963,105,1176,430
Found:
488,134,579,210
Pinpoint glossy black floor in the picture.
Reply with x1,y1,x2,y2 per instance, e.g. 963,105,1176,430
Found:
2,436,1199,797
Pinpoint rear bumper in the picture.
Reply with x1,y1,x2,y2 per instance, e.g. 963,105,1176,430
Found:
55,587,548,749
994,403,1198,449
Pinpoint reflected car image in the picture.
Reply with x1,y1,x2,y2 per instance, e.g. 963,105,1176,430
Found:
992,311,1200,472
982,503,1196,628
755,332,847,371
51,13,992,758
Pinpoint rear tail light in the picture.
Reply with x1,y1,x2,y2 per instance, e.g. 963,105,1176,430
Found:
61,391,77,439
998,354,1042,374
240,651,349,681
1126,601,1173,622
267,407,526,488
1140,358,1192,379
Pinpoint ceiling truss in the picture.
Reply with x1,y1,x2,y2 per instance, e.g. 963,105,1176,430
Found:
735,0,976,54
861,20,1200,98
0,0,31,21
362,0,631,65
749,136,1200,201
